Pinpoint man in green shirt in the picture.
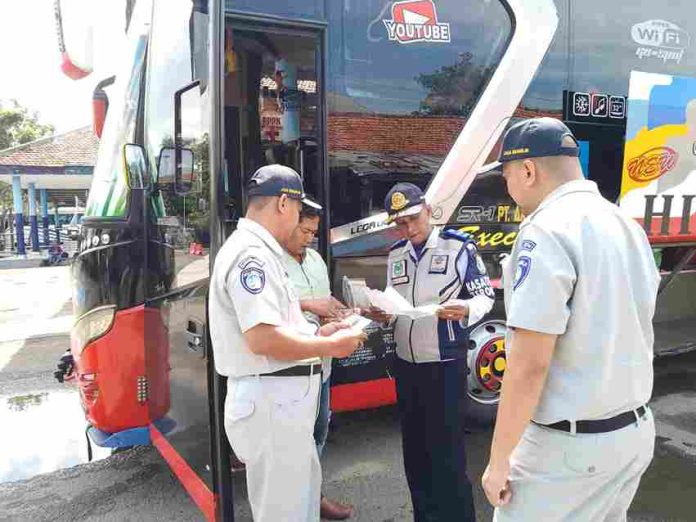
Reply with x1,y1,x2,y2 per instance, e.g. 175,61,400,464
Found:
284,199,354,520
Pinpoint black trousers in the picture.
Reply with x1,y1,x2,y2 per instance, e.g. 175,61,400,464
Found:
394,357,476,522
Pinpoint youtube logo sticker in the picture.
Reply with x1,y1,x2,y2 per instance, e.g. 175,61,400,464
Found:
383,1,451,44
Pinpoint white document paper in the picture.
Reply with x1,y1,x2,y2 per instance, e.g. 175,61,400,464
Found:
342,313,374,331
366,287,440,319
342,277,440,319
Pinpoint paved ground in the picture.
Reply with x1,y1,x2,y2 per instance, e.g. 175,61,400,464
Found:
0,267,695,521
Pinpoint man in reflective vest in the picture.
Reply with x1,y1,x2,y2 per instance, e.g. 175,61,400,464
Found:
369,182,494,521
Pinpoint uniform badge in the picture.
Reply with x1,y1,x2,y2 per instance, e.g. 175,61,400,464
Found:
429,254,449,274
391,259,409,285
390,192,408,211
513,256,532,290
240,266,265,294
391,259,406,278
521,239,537,252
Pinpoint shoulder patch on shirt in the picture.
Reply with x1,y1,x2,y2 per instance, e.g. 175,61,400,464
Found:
513,256,532,290
441,228,471,242
521,239,537,252
240,266,266,294
390,239,408,251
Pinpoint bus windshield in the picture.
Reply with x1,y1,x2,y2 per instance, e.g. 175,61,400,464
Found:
84,3,150,219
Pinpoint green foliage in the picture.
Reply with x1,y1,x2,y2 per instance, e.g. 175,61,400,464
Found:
0,100,54,151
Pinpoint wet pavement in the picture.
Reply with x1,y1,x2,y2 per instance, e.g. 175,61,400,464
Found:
0,390,111,483
0,266,695,520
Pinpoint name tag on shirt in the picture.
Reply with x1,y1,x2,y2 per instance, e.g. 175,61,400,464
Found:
429,254,449,274
392,275,410,286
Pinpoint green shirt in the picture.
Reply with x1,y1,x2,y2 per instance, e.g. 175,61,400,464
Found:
283,248,332,380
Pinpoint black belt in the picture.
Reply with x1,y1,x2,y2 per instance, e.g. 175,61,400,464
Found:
260,363,322,378
539,405,648,434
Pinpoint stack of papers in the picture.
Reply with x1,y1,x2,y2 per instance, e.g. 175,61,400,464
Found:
342,277,439,319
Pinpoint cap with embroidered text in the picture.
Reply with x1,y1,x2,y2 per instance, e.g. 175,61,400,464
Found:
247,164,321,209
497,117,580,163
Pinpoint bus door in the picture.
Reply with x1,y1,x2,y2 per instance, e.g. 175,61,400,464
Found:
215,14,327,517
221,19,327,252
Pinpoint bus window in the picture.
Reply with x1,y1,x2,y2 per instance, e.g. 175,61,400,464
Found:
569,1,696,96
519,0,569,117
326,0,513,228
144,0,211,291
84,13,148,219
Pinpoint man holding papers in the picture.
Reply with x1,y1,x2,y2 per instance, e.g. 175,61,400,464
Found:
284,198,355,520
368,182,494,522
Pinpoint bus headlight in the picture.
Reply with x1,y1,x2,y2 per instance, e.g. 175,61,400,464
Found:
73,305,116,354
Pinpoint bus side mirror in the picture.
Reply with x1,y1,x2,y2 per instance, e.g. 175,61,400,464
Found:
92,76,115,138
157,147,195,195
123,144,150,190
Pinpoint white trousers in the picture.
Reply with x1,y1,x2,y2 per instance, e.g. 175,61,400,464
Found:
494,408,655,522
225,373,322,522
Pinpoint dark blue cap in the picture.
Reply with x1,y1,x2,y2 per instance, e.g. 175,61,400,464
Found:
498,117,579,163
247,164,321,209
384,182,426,223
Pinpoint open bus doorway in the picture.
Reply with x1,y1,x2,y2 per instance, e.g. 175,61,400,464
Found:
223,22,325,250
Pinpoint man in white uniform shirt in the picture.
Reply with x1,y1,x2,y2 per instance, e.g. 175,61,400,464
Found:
482,118,660,521
284,199,354,520
209,165,366,522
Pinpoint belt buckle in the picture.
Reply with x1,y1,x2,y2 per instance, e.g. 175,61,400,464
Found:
633,405,647,424
569,420,577,435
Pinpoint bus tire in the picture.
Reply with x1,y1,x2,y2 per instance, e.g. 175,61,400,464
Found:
464,317,507,430
465,396,498,429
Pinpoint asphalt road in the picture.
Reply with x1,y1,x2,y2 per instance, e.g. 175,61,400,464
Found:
1,267,696,521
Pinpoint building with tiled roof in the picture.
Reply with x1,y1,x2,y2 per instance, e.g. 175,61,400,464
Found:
0,126,97,207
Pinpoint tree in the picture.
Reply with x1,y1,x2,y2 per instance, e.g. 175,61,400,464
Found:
0,100,54,151
414,52,491,117
0,100,54,212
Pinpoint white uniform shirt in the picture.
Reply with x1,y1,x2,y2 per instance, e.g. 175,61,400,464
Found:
388,226,494,363
209,218,318,378
502,180,660,424
283,248,333,381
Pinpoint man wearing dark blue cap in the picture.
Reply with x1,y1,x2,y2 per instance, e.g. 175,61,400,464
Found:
368,182,494,521
482,118,658,521
209,164,366,521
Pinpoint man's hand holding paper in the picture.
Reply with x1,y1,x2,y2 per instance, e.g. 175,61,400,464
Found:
436,300,469,321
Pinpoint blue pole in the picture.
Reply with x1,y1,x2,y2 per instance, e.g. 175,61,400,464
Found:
28,183,40,252
54,205,61,243
11,175,25,256
40,189,49,246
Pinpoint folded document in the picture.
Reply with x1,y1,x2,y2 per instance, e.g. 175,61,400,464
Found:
342,277,439,319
